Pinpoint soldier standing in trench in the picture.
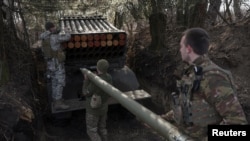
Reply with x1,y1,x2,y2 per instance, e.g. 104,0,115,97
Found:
82,59,112,141
39,22,71,110
161,27,248,140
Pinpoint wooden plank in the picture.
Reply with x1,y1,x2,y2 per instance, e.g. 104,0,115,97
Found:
51,89,151,113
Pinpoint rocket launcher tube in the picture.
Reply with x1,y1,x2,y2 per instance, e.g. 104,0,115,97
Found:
80,68,194,141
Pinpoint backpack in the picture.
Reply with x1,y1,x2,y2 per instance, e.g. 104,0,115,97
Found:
90,94,102,108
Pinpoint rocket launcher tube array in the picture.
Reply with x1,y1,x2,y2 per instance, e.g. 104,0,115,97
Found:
80,68,194,141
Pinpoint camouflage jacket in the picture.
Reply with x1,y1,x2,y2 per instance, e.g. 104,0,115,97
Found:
84,73,113,116
172,55,248,139
39,29,71,52
39,29,71,70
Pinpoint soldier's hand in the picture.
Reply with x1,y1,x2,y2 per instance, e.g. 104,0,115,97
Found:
161,110,174,122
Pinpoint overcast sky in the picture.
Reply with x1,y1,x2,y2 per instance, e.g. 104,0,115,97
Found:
219,0,250,11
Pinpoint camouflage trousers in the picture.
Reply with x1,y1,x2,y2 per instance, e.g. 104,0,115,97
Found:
86,113,108,141
47,59,65,100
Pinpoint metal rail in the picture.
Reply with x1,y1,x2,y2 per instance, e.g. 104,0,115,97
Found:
80,68,194,141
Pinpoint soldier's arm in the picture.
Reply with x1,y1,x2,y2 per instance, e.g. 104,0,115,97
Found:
86,79,101,96
57,28,71,42
39,31,51,40
57,32,71,42
82,79,90,96
202,74,248,125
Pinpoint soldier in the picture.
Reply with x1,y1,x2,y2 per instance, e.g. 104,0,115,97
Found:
39,22,71,110
161,28,248,140
82,59,113,141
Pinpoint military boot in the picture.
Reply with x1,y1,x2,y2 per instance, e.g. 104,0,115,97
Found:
54,99,70,110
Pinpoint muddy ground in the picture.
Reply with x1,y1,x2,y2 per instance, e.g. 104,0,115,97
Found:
1,19,250,141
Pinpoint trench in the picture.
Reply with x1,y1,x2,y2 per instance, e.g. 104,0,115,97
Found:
39,92,165,141
33,59,166,141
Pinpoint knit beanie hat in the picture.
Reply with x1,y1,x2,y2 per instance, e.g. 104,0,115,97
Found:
45,22,55,30
97,59,109,73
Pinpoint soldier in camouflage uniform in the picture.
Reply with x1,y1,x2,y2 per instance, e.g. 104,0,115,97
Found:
39,22,71,110
82,59,113,141
161,28,248,140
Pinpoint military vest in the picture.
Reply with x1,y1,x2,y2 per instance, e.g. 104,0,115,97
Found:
41,36,65,63
173,62,236,127
42,36,55,59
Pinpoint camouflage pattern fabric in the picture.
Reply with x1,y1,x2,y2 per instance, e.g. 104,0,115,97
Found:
166,55,248,140
84,73,112,116
83,72,112,141
39,29,71,101
50,61,65,100
86,113,108,141
197,55,247,125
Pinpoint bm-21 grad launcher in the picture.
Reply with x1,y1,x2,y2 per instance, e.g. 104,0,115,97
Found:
48,15,151,113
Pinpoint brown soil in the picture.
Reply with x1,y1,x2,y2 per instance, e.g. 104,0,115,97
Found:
1,19,250,141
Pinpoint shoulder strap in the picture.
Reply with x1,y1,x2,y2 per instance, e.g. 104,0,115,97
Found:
203,64,237,96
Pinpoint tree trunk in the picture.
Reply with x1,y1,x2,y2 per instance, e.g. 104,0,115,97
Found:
114,11,124,29
148,0,168,51
176,0,185,26
233,0,242,21
225,0,233,23
149,12,167,51
207,0,222,25
176,0,208,27
151,0,166,13
0,0,10,85
187,0,208,28
0,1,3,59
0,60,10,85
